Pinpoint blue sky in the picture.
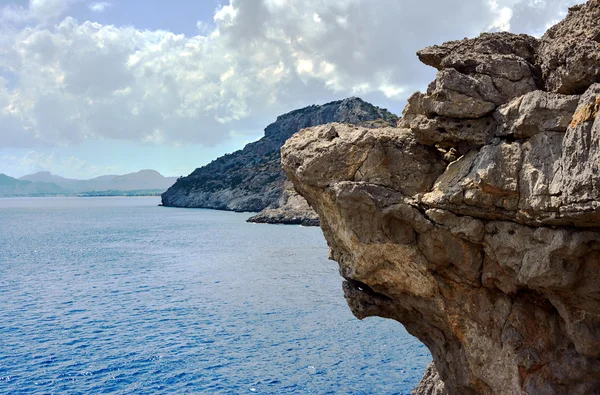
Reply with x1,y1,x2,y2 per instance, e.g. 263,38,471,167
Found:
0,0,579,179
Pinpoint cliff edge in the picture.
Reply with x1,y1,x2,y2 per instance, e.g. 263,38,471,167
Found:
282,1,600,394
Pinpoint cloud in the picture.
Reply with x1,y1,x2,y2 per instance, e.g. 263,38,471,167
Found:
1,0,70,23
30,0,69,20
508,0,578,36
89,2,112,13
0,0,580,149
1,150,121,178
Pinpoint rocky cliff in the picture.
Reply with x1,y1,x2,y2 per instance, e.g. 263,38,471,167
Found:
246,180,320,226
281,2,600,394
161,98,397,213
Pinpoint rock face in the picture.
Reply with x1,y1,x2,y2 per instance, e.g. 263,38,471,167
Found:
282,2,600,394
161,98,398,213
412,362,448,395
538,1,600,94
246,180,320,226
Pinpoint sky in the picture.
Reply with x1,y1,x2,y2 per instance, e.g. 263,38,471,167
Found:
0,0,580,179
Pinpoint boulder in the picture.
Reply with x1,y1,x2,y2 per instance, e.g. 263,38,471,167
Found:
494,90,580,138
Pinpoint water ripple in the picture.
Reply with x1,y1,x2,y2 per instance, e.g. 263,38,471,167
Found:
0,197,430,394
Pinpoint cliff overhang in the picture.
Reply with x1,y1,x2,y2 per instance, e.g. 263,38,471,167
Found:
282,1,600,393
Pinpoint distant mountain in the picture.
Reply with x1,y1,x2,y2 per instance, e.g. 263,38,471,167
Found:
0,174,22,187
20,171,79,184
0,170,178,197
105,170,177,191
161,97,399,211
89,175,119,182
0,174,64,196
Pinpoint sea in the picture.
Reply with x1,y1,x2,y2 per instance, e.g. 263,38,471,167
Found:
0,197,430,394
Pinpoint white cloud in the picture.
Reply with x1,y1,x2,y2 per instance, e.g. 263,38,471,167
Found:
89,2,111,13
30,0,69,20
489,0,514,31
0,0,581,150
1,0,71,23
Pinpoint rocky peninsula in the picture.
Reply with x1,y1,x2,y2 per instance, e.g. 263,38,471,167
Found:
282,1,600,393
161,98,397,222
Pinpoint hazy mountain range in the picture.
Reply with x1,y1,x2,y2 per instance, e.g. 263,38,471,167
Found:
0,170,177,197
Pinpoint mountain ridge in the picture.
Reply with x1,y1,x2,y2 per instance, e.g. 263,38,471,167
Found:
1,170,177,197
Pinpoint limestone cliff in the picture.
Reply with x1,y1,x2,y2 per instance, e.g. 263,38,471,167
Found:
282,2,600,393
246,180,320,226
161,98,397,213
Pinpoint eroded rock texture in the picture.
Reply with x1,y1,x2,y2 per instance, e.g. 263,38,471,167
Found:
282,2,600,394
246,180,320,226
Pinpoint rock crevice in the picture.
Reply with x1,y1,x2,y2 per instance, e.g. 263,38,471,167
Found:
281,2,600,393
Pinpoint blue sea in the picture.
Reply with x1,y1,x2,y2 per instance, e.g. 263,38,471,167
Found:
0,197,430,394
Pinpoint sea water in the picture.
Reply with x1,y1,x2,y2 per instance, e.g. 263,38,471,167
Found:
0,197,430,394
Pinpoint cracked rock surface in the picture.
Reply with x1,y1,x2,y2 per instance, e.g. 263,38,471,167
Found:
282,2,600,393
246,180,320,226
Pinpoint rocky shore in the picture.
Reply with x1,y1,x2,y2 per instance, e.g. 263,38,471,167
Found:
246,181,320,226
282,1,600,393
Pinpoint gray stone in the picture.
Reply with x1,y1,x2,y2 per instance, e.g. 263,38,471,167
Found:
495,90,580,138
410,114,496,148
400,92,425,128
247,181,320,226
538,0,600,94
283,123,446,196
560,84,600,204
412,362,448,395
423,141,522,212
517,131,563,215
421,69,496,118
417,32,539,72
